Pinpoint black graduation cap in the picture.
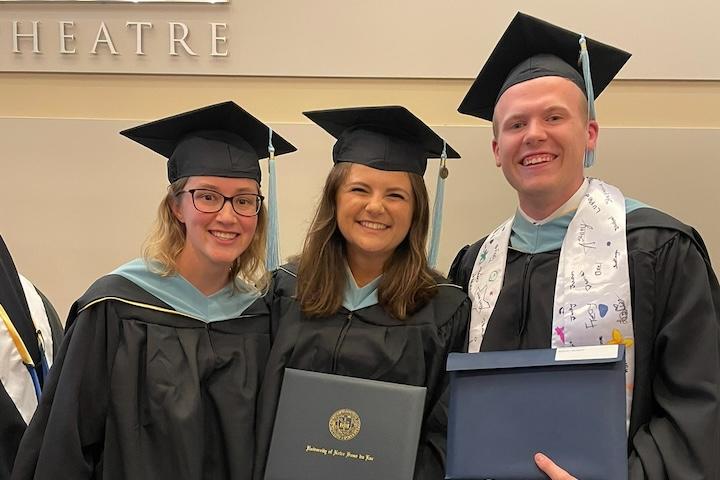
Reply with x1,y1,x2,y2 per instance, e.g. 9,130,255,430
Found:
120,101,297,183
303,106,460,176
458,12,631,121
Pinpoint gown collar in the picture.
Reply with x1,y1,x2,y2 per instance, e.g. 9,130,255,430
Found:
342,262,381,311
111,258,260,322
511,179,649,254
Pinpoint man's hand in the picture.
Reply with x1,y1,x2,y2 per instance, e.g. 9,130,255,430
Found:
534,453,577,480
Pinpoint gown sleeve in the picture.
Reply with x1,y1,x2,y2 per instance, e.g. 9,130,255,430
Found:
253,269,298,480
628,232,720,479
414,294,470,480
448,245,471,291
11,301,121,480
0,391,25,480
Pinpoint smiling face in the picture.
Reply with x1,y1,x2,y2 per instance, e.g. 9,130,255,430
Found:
492,75,598,218
335,163,414,269
171,175,260,278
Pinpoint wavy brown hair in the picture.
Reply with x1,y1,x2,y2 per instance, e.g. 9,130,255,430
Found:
142,177,268,290
295,162,437,319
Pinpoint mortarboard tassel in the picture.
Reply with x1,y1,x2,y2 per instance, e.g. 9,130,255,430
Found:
428,140,448,268
265,128,280,271
579,35,597,168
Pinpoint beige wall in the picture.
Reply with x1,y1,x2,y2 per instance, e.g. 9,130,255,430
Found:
2,73,719,318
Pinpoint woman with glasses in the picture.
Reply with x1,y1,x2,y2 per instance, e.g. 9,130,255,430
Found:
255,106,470,480
11,102,296,480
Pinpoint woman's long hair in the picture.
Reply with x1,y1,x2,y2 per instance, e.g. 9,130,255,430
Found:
295,162,436,319
142,177,268,289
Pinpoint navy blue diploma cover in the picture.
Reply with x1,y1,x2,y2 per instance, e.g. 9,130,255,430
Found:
446,345,627,480
264,368,427,480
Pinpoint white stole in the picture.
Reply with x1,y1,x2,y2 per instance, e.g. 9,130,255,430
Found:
0,275,54,424
468,178,635,420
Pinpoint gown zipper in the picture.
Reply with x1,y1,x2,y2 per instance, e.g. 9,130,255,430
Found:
331,312,353,374
519,254,534,336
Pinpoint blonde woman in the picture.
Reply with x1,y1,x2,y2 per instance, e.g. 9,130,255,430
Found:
256,106,470,480
12,102,296,480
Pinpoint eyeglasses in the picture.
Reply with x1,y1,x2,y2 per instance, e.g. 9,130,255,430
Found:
178,189,264,217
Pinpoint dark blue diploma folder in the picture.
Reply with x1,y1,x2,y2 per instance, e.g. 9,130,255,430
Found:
265,368,426,480
446,346,627,480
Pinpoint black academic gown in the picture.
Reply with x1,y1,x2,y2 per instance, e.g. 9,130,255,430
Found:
0,235,62,480
449,207,720,480
11,274,271,480
255,265,470,480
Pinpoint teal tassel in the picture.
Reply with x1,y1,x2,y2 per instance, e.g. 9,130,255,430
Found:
579,35,596,168
266,128,280,271
428,141,448,268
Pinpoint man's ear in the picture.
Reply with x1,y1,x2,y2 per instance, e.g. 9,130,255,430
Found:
492,139,502,168
587,120,599,151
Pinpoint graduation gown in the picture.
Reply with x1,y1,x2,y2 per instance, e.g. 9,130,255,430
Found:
449,207,720,480
255,265,470,480
11,270,271,480
0,235,62,480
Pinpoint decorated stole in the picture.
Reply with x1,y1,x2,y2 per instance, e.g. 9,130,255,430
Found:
468,179,635,421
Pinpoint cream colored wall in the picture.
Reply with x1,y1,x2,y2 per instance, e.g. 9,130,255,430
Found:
2,73,719,318
3,1,720,79
3,74,720,126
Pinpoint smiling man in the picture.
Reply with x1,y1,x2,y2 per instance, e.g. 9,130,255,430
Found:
449,12,720,480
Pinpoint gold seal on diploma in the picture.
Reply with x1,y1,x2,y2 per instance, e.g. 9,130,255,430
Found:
328,409,361,441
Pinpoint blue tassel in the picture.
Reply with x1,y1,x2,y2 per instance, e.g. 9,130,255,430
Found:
27,364,41,400
266,128,280,271
579,35,596,168
428,141,448,268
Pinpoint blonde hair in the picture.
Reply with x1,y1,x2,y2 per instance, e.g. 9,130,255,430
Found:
295,162,437,319
142,177,268,289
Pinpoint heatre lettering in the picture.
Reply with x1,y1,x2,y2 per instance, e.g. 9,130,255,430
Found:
7,20,229,56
